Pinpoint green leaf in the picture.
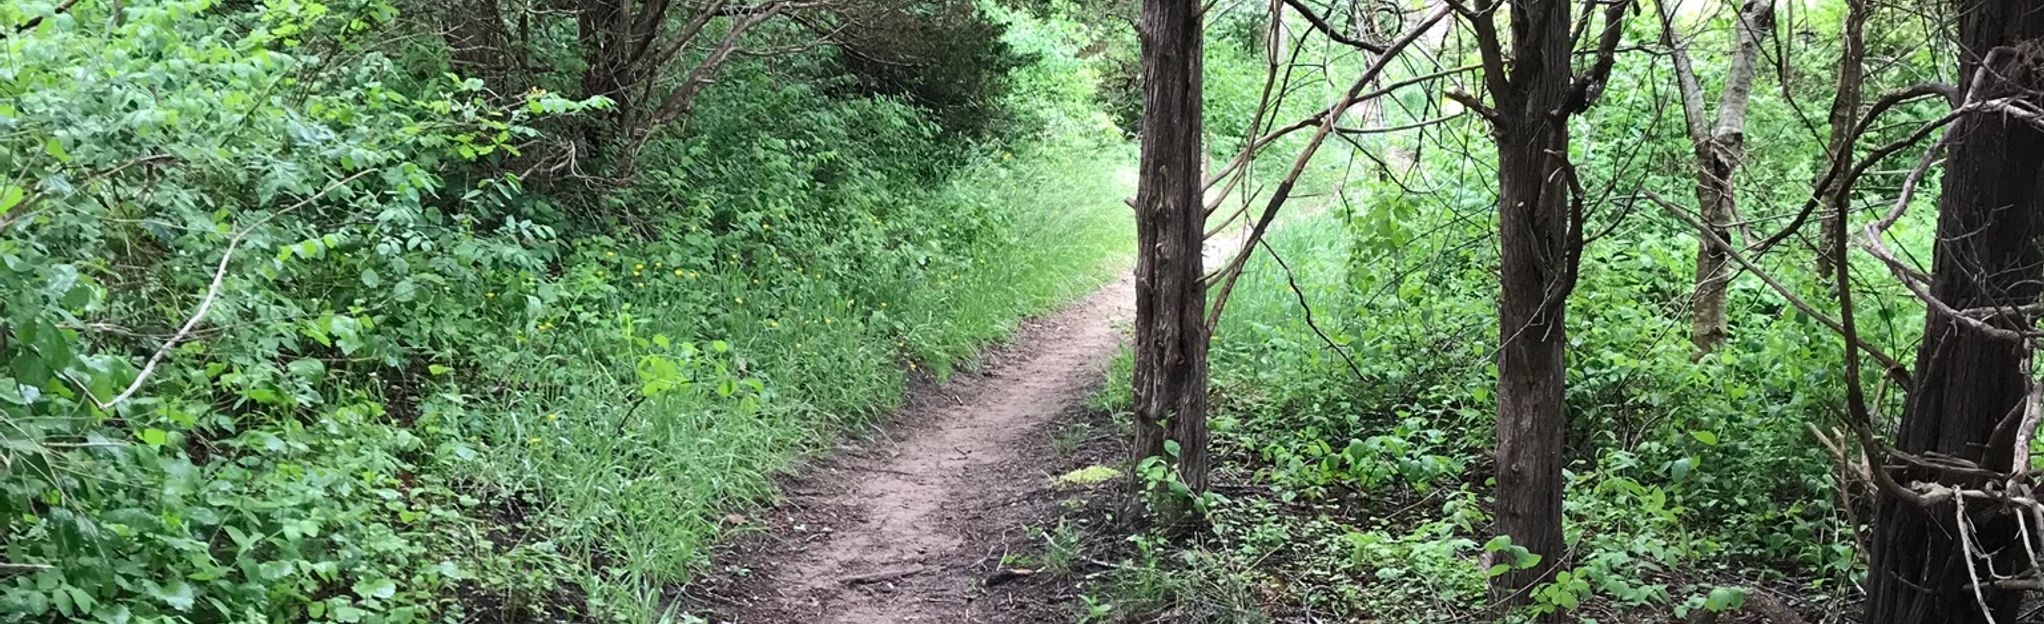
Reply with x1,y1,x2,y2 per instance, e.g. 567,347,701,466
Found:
1704,586,1745,612
353,578,396,601
43,138,68,163
151,579,194,611
1690,430,1719,445
0,184,22,212
138,428,168,446
1669,456,1695,481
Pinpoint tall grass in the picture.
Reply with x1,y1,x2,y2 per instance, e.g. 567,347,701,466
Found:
447,141,1135,619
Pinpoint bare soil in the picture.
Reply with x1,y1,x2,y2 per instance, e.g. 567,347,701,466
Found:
688,273,1136,623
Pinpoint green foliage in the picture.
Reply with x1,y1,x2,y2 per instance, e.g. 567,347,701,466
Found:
0,0,1130,621
1082,2,1943,619
832,0,1032,138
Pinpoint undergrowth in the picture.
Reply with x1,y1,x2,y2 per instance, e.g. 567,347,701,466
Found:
0,1,1129,621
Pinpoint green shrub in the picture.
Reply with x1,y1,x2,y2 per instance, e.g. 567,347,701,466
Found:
0,0,1130,621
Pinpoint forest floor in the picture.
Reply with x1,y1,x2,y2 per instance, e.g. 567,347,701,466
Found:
687,271,1137,623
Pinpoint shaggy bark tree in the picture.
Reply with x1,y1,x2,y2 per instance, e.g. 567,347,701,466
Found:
1658,0,1774,354
1129,0,1209,525
1863,2,2044,622
1457,0,1627,615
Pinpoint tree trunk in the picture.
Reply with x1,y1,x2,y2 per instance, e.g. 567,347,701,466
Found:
1129,0,1209,526
1662,0,1774,354
1489,0,1577,614
1813,0,1868,284
1863,4,2044,623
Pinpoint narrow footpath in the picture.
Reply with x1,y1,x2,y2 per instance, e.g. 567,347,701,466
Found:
697,273,1136,623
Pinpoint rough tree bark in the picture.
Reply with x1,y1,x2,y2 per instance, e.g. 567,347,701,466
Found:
1129,0,1209,526
1812,0,1868,283
1660,0,1774,354
1863,3,2044,623
1461,0,1627,616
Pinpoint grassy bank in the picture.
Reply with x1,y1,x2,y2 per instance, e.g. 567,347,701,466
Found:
0,1,1132,621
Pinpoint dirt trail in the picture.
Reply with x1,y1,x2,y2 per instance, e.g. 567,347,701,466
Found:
699,273,1135,623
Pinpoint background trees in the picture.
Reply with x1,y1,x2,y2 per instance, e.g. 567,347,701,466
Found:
1659,0,1773,354
1094,0,2044,622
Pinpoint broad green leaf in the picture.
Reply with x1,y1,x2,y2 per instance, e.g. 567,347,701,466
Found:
1704,586,1745,612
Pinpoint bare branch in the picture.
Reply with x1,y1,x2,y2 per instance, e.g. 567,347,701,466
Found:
1204,3,1455,332
1562,0,1633,115
1281,0,1387,52
1259,239,1368,385
1448,0,1512,103
1749,82,1954,255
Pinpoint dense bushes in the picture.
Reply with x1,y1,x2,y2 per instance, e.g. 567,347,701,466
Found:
0,0,1130,621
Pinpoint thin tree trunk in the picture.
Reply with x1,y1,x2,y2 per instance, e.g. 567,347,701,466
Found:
1863,3,2044,622
1661,0,1774,354
1813,0,1868,284
1129,0,1209,527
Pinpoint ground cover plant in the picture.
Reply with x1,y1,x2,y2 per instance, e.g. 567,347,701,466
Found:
0,0,1129,621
